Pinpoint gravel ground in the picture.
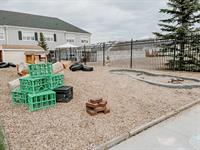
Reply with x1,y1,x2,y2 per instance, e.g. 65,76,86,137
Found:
89,57,170,70
0,67,200,150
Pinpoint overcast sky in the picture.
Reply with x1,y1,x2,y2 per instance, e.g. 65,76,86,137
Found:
1,0,167,43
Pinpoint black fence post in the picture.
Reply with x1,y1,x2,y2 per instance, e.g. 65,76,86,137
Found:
84,45,86,65
173,39,176,71
54,50,57,62
103,43,106,66
59,49,61,62
69,47,72,60
130,39,133,68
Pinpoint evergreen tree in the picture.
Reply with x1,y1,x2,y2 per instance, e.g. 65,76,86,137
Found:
154,0,200,71
38,33,48,51
154,0,200,39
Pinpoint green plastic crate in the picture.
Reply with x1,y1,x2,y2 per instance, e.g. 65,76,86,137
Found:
19,76,49,93
28,90,56,111
48,74,64,90
28,63,53,77
11,88,28,104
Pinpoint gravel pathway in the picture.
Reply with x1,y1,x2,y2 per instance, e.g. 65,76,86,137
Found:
0,67,200,150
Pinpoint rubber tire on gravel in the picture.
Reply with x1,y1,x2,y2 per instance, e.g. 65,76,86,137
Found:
71,64,83,72
0,62,5,65
0,62,9,68
82,66,94,72
8,62,16,67
69,62,81,70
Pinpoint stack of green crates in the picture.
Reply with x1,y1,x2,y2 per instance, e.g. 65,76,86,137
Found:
11,63,64,111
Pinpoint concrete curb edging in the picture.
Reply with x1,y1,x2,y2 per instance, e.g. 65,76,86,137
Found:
110,69,200,89
94,100,200,150
94,133,130,150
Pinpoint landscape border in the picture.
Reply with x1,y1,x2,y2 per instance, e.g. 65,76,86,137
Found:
94,99,200,150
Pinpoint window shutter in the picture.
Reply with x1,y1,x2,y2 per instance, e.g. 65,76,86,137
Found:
54,34,57,42
18,31,22,40
35,32,38,41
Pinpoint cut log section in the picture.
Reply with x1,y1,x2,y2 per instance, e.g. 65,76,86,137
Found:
86,108,98,116
99,100,107,107
89,98,103,104
104,107,110,114
86,102,99,108
95,106,106,112
86,98,110,116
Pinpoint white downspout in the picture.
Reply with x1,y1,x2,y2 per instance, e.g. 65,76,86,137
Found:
3,25,8,45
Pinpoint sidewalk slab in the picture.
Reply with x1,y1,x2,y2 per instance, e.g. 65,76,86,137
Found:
111,104,200,150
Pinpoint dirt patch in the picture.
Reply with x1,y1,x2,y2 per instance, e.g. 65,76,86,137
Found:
0,67,200,150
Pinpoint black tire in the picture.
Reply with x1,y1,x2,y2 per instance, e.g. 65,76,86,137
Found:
71,64,83,72
82,66,94,72
69,62,81,70
0,62,5,65
0,62,9,68
8,62,16,67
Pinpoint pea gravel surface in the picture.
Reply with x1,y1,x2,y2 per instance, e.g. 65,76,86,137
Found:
0,67,200,150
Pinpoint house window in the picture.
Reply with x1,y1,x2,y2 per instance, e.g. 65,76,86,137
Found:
44,34,54,42
22,32,35,41
0,28,4,40
54,34,57,42
81,39,89,43
66,39,75,43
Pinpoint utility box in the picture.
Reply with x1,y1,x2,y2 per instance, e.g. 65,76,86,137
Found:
53,86,73,103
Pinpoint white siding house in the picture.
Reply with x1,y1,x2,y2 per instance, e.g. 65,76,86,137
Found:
0,10,91,63
0,45,45,64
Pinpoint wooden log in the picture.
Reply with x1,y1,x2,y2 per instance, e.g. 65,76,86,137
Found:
95,106,106,112
8,74,29,90
52,62,64,74
61,60,72,70
86,102,99,108
99,100,107,107
86,107,97,116
90,98,103,104
104,107,110,114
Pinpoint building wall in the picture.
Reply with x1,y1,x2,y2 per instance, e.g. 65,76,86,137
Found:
0,26,91,50
2,49,26,64
96,50,146,62
0,27,6,45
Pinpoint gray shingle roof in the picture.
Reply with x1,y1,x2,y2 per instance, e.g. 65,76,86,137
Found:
0,10,90,34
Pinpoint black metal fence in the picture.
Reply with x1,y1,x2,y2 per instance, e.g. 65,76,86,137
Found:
52,35,200,72
88,35,200,71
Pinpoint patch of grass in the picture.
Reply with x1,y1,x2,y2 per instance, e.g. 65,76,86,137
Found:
0,125,5,150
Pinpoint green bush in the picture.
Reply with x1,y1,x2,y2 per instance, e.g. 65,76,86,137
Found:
0,125,5,150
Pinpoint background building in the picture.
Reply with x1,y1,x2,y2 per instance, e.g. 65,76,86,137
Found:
0,10,91,63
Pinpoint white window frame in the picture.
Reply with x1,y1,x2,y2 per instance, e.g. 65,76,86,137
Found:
66,38,75,43
81,39,89,44
44,33,54,42
22,32,35,41
66,35,75,43
0,28,5,40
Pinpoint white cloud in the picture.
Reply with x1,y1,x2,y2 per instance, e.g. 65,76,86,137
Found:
1,0,168,43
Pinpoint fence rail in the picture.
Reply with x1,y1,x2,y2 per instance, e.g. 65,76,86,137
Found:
52,35,200,72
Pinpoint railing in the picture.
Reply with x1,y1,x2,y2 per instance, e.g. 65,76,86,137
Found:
51,35,200,72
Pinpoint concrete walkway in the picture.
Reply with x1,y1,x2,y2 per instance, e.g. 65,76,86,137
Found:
111,104,200,150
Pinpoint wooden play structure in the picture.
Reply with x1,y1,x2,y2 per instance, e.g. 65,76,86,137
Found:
25,51,49,64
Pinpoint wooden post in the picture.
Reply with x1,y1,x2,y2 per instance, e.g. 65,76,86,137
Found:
173,39,176,71
59,49,61,62
84,45,86,65
103,43,105,66
130,39,133,68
